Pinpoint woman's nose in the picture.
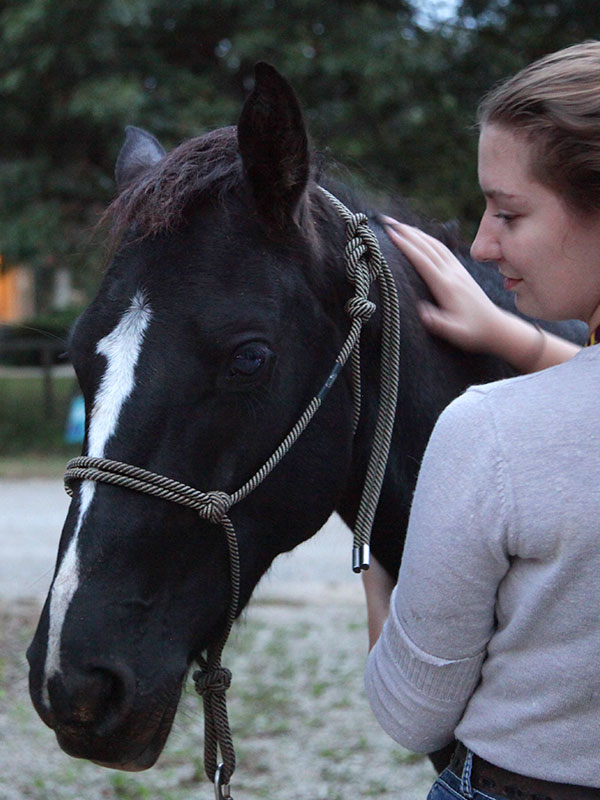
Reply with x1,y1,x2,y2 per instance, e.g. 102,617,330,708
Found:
470,219,501,263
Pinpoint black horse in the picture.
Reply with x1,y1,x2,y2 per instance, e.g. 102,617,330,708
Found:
27,63,584,776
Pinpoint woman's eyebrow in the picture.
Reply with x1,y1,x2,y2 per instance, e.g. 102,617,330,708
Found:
481,188,524,202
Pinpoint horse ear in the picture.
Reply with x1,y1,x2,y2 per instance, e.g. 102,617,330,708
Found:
115,126,166,192
237,62,310,228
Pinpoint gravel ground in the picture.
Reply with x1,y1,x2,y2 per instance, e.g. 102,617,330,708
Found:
0,480,436,799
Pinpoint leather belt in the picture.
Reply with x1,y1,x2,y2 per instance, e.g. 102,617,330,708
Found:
450,742,600,800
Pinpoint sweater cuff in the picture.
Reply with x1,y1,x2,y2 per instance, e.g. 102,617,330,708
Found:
374,611,486,703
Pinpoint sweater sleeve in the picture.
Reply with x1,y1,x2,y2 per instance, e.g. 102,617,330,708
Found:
365,387,512,753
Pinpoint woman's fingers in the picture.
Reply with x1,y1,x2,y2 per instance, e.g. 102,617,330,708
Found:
383,219,485,306
384,225,441,275
381,216,455,268
383,217,443,266
384,224,459,309
385,226,442,283
417,300,471,343
381,216,501,352
383,218,460,274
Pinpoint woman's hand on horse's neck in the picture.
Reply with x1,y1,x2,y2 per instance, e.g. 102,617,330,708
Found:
383,218,580,372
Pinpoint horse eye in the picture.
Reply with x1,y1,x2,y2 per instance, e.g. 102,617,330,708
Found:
231,346,265,375
219,342,274,388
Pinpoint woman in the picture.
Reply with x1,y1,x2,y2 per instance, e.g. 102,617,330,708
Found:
363,41,600,799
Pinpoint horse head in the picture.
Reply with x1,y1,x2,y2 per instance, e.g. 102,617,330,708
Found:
27,64,361,770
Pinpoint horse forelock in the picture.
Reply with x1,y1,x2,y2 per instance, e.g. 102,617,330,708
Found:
104,127,244,245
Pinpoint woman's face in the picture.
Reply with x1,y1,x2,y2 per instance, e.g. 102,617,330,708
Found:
471,124,600,328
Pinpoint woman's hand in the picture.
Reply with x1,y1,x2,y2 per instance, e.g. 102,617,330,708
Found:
382,216,580,371
382,216,504,353
362,555,396,651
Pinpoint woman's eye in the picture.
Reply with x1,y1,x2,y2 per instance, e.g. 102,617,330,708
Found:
494,212,517,224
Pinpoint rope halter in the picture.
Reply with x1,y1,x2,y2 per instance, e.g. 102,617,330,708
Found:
62,187,401,797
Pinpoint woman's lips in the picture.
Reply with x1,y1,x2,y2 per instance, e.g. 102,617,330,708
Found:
502,276,522,291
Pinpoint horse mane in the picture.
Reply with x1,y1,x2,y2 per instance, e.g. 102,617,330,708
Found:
103,124,463,265
103,127,244,245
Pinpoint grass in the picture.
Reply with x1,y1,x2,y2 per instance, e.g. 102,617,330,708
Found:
110,774,155,799
0,372,81,472
0,600,436,799
0,453,75,478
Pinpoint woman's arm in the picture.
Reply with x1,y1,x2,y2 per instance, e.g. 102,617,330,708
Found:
365,389,509,753
382,218,581,372
362,554,395,651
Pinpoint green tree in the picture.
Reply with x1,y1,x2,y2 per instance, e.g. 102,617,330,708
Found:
436,0,600,232
0,0,425,305
3,0,600,310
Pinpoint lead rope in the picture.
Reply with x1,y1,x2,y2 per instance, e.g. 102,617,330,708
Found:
319,187,401,571
63,188,401,798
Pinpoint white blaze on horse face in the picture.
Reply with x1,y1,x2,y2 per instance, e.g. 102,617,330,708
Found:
43,291,152,700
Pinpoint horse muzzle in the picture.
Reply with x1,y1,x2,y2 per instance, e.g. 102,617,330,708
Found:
28,647,184,770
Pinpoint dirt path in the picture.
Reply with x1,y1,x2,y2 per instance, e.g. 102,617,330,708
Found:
0,480,436,799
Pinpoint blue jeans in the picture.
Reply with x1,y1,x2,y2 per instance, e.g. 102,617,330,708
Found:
427,749,510,800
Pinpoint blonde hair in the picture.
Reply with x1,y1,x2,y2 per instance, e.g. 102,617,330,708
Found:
478,41,600,215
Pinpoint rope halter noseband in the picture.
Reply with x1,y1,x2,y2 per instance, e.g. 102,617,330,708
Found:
63,187,401,798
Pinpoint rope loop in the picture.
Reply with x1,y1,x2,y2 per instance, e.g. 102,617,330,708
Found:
197,491,233,523
194,666,232,697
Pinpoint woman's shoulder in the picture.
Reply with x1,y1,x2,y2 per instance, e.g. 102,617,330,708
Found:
429,346,600,460
460,345,600,413
422,347,600,485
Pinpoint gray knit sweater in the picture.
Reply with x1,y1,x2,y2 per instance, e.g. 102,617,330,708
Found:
365,345,600,786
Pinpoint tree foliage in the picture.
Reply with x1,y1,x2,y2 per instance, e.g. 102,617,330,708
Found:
2,0,600,306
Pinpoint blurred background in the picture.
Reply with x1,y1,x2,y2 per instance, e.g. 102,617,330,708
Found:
1,0,599,467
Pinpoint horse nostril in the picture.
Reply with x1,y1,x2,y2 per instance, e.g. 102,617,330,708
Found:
47,661,136,736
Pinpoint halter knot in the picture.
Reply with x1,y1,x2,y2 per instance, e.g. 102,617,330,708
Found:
344,214,383,283
193,666,232,697
197,491,233,523
345,296,376,321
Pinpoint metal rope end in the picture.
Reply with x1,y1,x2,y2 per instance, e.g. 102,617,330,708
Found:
352,544,370,573
214,764,234,800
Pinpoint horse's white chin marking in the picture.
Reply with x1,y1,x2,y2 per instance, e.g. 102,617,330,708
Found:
43,290,152,706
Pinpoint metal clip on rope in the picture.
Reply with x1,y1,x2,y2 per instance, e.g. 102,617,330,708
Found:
214,764,233,800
